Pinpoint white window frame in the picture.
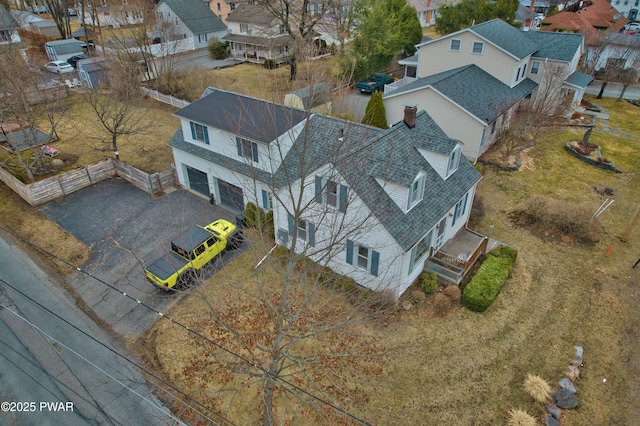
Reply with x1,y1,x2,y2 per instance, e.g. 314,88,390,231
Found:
452,193,469,226
472,41,484,55
297,219,307,242
446,148,461,176
407,174,425,210
449,38,461,52
357,244,371,270
193,123,206,142
531,61,540,75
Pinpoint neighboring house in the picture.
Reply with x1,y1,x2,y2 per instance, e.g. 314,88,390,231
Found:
44,38,84,61
611,0,640,21
583,31,640,72
540,0,627,41
284,82,332,112
10,9,44,28
408,0,438,27
168,88,483,298
209,0,251,24
223,4,291,63
77,57,109,89
155,0,228,51
384,19,591,162
0,5,20,44
81,0,145,29
29,20,62,38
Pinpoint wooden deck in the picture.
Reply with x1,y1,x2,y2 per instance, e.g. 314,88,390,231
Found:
426,228,488,285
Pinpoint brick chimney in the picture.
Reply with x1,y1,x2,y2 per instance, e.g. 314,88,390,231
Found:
404,104,417,129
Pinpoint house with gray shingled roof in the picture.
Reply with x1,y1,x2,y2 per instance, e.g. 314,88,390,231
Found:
169,88,482,298
223,4,291,63
0,4,20,45
155,0,227,51
384,18,591,162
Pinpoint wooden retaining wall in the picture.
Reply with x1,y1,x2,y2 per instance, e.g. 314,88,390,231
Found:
0,159,177,206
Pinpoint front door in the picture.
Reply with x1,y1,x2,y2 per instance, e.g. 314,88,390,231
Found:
434,217,447,250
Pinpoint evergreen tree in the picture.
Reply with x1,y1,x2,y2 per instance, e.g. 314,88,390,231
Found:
436,0,519,35
362,92,388,129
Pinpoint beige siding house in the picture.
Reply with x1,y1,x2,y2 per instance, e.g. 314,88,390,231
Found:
384,19,592,162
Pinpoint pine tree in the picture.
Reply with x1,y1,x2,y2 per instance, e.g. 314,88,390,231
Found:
362,92,388,129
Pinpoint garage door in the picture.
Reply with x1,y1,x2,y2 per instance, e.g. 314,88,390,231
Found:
218,180,244,211
186,166,209,197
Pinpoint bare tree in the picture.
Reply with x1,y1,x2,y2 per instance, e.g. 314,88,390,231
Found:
42,0,73,39
262,0,332,80
532,62,570,116
160,74,405,424
0,43,69,182
83,65,152,160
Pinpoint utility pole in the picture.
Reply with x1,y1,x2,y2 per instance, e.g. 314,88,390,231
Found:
621,203,640,243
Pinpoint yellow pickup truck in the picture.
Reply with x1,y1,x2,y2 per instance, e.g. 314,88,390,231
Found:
145,219,241,290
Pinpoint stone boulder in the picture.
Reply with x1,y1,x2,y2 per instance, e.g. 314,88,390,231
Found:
558,377,576,394
546,404,562,420
553,388,578,409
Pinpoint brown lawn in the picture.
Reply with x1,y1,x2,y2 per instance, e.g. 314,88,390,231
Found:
138,95,640,424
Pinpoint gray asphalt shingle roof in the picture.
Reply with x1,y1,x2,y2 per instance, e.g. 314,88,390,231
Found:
0,5,18,30
226,4,276,25
171,90,481,251
385,65,538,123
524,30,584,62
565,71,594,88
470,18,538,59
174,88,307,143
160,0,226,34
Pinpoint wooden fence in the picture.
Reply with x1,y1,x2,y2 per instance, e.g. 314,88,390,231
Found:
0,159,177,206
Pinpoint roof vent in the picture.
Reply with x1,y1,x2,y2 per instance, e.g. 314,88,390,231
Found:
338,128,344,142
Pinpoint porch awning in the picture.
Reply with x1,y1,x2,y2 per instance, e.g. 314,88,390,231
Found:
222,33,290,48
564,71,594,89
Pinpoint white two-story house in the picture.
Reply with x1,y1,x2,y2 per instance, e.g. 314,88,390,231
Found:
384,18,592,162
223,4,291,63
169,88,483,298
155,0,227,51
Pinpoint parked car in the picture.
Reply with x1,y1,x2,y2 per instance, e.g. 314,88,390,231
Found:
44,61,74,74
67,54,87,68
27,5,48,13
621,22,640,32
356,73,395,93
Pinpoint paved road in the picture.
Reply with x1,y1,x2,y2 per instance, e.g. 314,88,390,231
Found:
0,235,178,425
39,179,244,338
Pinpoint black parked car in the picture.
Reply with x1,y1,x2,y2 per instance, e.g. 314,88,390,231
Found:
67,54,88,68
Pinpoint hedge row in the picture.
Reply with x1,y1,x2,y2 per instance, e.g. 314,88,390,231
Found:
462,245,517,312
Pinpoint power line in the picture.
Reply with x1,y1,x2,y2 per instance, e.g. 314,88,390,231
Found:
0,226,373,426
0,276,234,426
0,341,96,425
0,302,185,426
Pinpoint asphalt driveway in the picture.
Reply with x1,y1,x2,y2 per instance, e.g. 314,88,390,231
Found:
39,179,244,338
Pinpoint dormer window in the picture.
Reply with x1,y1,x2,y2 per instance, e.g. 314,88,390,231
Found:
407,174,425,211
472,41,484,55
450,39,461,52
447,147,461,176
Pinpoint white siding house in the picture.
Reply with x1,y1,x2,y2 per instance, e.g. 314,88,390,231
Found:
169,88,482,298
155,0,227,52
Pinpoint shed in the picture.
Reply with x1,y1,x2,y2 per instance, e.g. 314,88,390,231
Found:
44,38,83,61
284,82,332,113
77,57,109,89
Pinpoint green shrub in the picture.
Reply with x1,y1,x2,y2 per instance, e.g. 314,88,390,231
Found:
245,202,259,228
473,162,484,175
263,59,276,69
462,245,517,312
335,275,357,292
420,272,438,294
208,38,228,59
